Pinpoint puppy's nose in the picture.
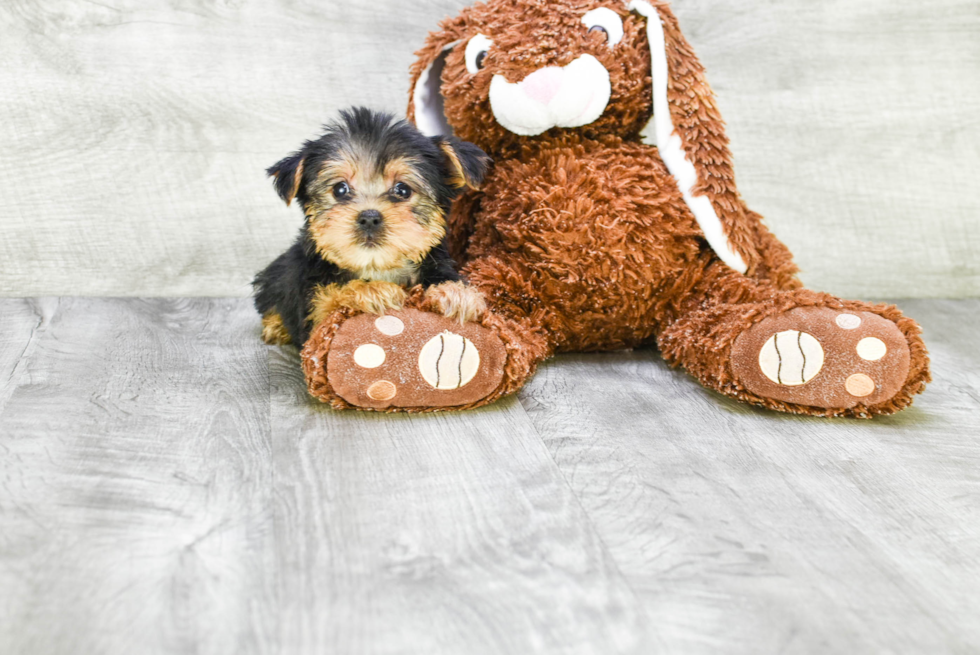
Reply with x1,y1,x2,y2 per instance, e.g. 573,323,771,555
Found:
356,210,384,235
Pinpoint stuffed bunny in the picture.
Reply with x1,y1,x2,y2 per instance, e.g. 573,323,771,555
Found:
302,0,929,418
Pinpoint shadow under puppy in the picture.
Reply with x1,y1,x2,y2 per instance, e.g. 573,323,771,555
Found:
254,108,490,346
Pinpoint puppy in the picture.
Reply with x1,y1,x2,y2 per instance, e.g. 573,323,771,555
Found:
254,108,490,346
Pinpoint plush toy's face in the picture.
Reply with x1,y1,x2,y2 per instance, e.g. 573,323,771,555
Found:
414,0,653,154
410,0,753,274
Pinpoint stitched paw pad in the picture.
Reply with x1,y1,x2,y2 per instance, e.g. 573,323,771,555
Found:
731,307,911,410
324,309,506,410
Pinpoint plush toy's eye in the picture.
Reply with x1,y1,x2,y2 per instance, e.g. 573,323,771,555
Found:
465,34,493,74
333,181,350,200
392,182,413,200
582,8,624,47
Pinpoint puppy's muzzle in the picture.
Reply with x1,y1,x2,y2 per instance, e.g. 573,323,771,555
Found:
356,210,384,242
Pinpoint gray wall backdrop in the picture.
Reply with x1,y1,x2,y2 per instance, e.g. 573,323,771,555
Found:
1,0,978,299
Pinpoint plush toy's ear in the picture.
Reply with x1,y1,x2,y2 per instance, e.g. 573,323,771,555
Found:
408,20,465,137
266,153,306,207
629,1,757,275
434,136,490,191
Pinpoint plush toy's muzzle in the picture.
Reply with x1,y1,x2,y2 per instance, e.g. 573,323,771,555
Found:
489,54,611,136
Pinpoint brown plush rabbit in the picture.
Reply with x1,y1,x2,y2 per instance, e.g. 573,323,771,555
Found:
302,0,929,418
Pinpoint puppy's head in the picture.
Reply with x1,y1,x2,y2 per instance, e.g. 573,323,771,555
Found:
268,108,489,274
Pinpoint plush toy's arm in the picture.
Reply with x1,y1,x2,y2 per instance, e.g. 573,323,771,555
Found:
741,202,803,291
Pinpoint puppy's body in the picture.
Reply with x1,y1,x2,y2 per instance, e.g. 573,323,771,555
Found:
254,108,488,346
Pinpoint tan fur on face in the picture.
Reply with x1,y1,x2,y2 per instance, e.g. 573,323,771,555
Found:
309,280,409,326
438,142,480,190
305,153,446,274
423,281,487,323
262,311,292,345
383,158,435,198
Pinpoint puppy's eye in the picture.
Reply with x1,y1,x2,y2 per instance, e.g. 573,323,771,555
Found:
582,8,624,47
333,182,350,200
465,34,493,74
392,182,413,200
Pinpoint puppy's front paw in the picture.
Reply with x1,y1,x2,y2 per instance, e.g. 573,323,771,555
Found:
262,311,293,345
310,281,407,326
340,280,408,315
424,281,487,324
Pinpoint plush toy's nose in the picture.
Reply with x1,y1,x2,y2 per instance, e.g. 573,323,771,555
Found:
521,67,564,105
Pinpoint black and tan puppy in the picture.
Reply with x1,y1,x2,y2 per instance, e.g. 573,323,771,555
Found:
254,108,490,346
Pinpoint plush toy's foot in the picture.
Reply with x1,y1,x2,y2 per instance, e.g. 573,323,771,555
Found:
731,307,912,411
304,308,511,411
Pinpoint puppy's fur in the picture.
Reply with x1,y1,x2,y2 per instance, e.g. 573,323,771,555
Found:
254,108,490,345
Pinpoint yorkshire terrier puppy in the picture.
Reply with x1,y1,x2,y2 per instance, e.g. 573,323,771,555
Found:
254,108,490,346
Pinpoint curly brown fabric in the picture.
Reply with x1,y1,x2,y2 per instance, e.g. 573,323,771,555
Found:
303,287,548,413
303,0,929,417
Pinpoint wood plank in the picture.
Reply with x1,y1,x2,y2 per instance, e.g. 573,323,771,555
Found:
0,298,275,655
0,299,57,416
675,0,980,298
2,297,978,652
0,0,469,298
266,346,655,655
517,299,980,654
0,0,977,298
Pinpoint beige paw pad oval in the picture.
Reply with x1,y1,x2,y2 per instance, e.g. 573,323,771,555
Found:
367,380,397,401
846,374,876,398
375,316,405,336
759,330,824,386
856,337,887,361
353,344,386,369
418,331,480,390
836,314,862,330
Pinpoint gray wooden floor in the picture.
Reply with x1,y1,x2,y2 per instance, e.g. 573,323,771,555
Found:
1,298,978,655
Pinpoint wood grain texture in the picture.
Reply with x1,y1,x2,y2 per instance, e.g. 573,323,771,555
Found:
680,0,980,299
0,1,977,298
0,298,655,654
518,299,980,654
265,346,653,654
0,299,275,654
0,299,53,418
1,299,977,652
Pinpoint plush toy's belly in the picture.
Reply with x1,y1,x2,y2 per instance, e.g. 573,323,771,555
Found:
465,140,705,352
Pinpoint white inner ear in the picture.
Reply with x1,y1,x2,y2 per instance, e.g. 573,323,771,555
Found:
628,1,748,274
639,116,657,146
413,41,459,137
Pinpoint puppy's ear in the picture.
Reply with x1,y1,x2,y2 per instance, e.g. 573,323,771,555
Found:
267,153,307,207
434,137,490,191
